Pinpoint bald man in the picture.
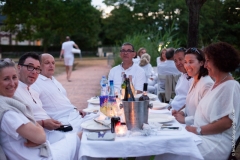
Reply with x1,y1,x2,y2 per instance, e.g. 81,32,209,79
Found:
32,53,88,132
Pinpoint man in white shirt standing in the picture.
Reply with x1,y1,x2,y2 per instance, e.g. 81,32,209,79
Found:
108,42,146,93
169,48,192,110
59,36,79,82
32,53,88,132
157,48,181,90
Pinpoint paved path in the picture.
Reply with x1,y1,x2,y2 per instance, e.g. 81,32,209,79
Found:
55,58,111,110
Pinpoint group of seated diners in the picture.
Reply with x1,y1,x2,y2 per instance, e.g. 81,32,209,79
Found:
0,41,239,160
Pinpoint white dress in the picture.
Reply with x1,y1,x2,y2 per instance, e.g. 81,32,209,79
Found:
194,80,240,160
184,76,214,125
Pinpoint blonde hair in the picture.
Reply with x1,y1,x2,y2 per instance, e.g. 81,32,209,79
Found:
139,53,150,66
137,47,146,57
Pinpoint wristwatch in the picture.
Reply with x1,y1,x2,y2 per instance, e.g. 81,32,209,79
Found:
196,127,202,135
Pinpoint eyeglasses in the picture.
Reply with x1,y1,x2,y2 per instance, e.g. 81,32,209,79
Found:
120,50,134,53
20,64,41,74
185,48,201,55
175,47,186,53
0,58,15,67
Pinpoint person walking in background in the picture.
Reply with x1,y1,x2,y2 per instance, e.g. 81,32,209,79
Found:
59,36,79,82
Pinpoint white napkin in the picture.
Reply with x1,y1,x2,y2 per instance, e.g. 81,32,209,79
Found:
93,118,111,128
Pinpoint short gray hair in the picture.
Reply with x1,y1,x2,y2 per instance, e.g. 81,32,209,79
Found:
0,58,16,72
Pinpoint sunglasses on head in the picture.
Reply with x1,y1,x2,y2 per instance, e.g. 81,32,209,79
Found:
185,47,201,55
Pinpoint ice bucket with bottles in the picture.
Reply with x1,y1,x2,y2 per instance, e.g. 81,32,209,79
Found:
120,101,153,130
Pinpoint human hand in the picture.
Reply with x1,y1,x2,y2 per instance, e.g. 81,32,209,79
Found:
172,109,177,115
185,126,197,134
79,110,86,118
43,119,62,130
173,113,185,124
24,139,41,147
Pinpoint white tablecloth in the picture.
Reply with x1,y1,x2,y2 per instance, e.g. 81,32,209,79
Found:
79,118,203,160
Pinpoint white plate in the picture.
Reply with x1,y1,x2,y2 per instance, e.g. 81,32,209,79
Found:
87,98,100,105
148,113,175,123
81,119,110,131
135,93,157,101
83,107,99,113
150,101,169,110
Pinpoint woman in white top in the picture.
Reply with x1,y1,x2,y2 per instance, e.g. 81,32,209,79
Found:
172,48,213,125
0,59,80,160
156,48,167,65
186,42,240,160
139,53,157,93
133,47,147,64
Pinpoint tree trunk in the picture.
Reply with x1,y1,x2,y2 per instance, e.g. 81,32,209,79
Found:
186,0,207,48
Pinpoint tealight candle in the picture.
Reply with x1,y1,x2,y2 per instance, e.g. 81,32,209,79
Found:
115,125,127,137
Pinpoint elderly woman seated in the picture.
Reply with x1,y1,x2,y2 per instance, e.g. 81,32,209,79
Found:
0,58,80,160
186,42,240,160
139,53,157,94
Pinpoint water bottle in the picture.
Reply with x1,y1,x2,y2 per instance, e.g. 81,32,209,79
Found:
100,76,108,96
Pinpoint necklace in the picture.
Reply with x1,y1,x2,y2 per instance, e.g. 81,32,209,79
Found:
213,74,229,87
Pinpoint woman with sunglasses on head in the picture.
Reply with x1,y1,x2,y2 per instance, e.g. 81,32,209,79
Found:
186,42,240,159
172,48,214,125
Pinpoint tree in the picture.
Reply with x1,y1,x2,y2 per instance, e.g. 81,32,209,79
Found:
185,0,207,48
1,0,101,51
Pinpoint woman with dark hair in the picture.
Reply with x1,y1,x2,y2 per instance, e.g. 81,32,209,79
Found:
173,48,213,125
156,48,167,65
186,42,240,159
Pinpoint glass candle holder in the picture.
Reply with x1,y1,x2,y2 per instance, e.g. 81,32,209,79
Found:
115,125,127,137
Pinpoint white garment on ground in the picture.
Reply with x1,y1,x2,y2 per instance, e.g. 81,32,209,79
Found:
108,63,146,92
170,73,192,110
14,81,65,144
133,56,140,64
32,74,83,132
157,60,180,90
184,76,213,125
194,80,240,160
0,111,53,160
61,41,75,66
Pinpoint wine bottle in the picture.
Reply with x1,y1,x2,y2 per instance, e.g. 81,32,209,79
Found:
121,74,127,99
123,78,135,101
128,75,135,96
139,83,150,101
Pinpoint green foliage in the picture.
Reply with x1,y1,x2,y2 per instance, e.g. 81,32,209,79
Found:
112,24,180,67
1,0,101,51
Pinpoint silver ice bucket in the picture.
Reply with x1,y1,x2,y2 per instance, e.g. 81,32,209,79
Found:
120,101,152,130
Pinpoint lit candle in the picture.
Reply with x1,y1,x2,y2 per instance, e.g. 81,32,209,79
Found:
115,125,127,137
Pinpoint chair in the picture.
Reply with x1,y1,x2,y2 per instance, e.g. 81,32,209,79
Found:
157,74,180,102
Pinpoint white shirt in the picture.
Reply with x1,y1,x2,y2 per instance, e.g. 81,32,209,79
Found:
157,60,181,89
184,76,214,125
108,63,146,92
170,73,192,110
32,75,82,131
14,81,50,121
140,63,154,82
132,56,140,65
194,80,240,159
14,81,66,144
1,111,53,160
61,41,75,58
156,57,164,66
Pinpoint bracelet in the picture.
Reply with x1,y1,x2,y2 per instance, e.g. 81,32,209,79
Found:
42,120,44,127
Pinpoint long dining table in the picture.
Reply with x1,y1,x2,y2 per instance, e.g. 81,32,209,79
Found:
79,98,204,160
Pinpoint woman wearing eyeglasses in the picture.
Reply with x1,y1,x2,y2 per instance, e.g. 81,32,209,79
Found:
172,48,214,125
186,42,240,159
